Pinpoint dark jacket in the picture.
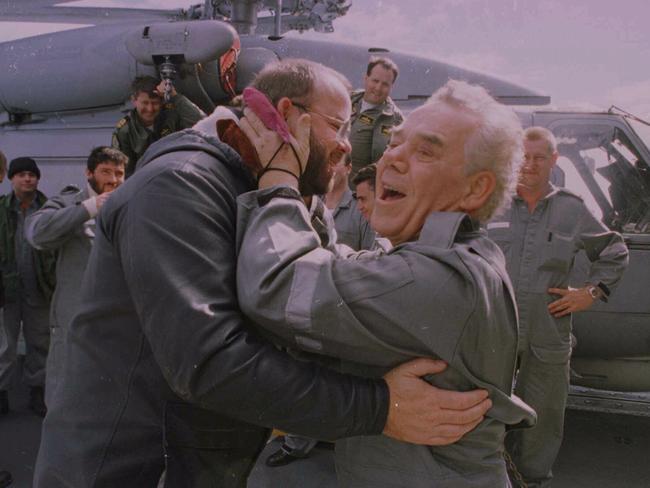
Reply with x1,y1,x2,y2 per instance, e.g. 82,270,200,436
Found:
0,190,57,303
34,130,388,488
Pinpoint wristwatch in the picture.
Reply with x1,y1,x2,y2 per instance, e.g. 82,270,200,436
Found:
587,285,602,300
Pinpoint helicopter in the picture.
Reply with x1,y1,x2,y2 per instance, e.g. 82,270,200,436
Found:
0,0,648,416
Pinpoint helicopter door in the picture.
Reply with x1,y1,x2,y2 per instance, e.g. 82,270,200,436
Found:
544,118,650,391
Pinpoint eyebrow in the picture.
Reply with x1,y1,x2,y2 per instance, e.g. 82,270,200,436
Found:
416,131,445,147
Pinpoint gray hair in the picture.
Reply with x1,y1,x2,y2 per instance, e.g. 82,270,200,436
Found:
524,126,557,154
251,58,351,106
427,80,523,222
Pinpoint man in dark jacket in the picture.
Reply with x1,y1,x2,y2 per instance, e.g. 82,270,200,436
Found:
0,157,56,418
34,59,492,488
0,149,14,488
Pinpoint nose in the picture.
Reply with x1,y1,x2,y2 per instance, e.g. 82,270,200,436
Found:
337,137,352,155
381,144,408,173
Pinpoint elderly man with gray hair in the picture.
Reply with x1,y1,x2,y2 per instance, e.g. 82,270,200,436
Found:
236,80,537,487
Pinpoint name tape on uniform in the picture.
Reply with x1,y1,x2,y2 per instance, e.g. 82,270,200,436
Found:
487,222,510,230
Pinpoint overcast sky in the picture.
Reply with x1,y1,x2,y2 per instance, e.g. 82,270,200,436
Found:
1,0,649,116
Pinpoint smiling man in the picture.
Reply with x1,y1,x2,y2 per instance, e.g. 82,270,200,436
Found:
236,79,536,487
26,146,127,405
487,127,629,487
349,57,403,183
112,76,205,177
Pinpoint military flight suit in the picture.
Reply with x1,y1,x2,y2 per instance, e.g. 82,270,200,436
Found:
331,188,376,251
487,186,628,487
349,90,403,182
0,191,56,391
112,94,205,176
237,187,537,487
25,185,97,404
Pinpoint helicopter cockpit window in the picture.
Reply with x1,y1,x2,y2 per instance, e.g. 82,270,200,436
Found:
553,124,650,234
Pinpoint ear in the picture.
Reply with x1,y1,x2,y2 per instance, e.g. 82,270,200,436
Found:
85,168,93,180
275,97,294,119
550,151,559,167
459,171,496,215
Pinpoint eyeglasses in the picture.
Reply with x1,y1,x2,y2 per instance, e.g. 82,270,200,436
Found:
292,102,351,142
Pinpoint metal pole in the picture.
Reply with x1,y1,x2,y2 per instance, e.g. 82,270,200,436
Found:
274,0,283,37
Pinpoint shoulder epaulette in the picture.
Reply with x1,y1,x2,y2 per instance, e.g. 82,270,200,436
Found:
60,184,81,195
556,186,584,201
350,90,365,102
115,117,129,130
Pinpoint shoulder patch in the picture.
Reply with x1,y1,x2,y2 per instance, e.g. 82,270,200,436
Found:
115,117,128,129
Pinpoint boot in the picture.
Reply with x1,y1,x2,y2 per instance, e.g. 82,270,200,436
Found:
29,386,47,418
0,470,12,488
0,390,8,416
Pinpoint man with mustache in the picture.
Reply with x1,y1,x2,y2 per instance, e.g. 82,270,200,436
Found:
25,146,127,405
34,59,491,488
487,127,629,487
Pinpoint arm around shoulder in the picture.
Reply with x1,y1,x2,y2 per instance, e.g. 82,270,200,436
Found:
118,168,388,439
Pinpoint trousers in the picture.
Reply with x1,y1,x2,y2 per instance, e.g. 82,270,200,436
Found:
0,298,50,390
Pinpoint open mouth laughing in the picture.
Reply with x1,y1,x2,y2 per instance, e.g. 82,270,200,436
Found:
380,184,406,201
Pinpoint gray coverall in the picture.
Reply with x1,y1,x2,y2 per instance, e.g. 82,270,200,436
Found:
487,186,628,487
331,188,376,251
25,185,96,404
237,187,536,488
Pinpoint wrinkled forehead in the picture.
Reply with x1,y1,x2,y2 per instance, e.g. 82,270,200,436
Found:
395,101,478,143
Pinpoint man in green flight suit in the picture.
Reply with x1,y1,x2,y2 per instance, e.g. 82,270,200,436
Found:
349,56,403,186
112,76,205,176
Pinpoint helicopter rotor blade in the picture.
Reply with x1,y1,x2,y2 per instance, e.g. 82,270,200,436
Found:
0,0,183,24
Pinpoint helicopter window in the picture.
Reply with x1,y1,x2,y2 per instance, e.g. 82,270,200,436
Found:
554,125,650,234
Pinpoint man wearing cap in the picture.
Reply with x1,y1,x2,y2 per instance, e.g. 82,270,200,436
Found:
0,157,56,417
